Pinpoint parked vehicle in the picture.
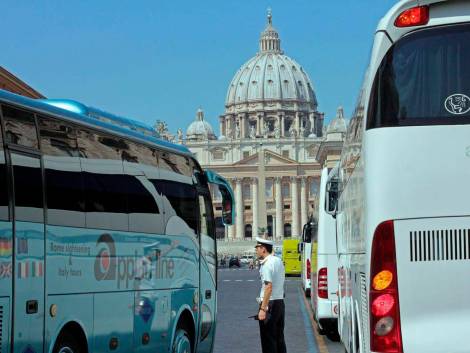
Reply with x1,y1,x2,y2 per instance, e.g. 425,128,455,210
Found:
300,220,315,297
229,257,241,268
333,1,470,352
311,167,339,341
0,90,235,353
282,239,301,276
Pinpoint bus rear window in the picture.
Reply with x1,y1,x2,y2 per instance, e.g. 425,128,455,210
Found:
368,23,470,129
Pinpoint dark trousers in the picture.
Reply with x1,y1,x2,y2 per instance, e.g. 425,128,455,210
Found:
258,299,287,353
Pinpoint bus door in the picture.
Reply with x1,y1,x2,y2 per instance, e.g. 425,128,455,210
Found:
8,150,45,353
197,192,216,353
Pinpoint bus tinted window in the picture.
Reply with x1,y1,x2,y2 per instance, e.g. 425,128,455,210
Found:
0,122,8,220
83,173,128,214
159,152,192,177
152,179,198,234
368,23,470,129
126,176,159,214
39,117,79,156
2,105,38,148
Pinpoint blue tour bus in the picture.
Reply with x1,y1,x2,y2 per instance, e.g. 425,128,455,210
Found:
0,89,234,353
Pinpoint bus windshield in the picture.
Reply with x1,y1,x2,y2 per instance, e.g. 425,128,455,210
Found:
368,23,470,129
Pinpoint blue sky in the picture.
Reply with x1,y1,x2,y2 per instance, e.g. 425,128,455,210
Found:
3,0,397,135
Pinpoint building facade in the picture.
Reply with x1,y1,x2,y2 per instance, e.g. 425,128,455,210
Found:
0,66,44,99
179,12,346,244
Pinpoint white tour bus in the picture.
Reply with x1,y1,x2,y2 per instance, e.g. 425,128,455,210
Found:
330,1,470,353
311,167,339,341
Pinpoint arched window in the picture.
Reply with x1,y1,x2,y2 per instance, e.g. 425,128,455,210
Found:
284,223,292,238
245,224,252,239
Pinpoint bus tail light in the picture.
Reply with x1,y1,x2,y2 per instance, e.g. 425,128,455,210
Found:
370,220,403,353
307,259,311,280
394,5,429,27
318,267,328,299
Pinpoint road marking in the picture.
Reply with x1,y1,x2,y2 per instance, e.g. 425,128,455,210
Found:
223,280,231,282
247,279,254,282
235,279,243,282
297,287,319,353
300,286,330,353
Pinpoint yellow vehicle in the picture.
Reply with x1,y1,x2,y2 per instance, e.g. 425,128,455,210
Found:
282,239,301,276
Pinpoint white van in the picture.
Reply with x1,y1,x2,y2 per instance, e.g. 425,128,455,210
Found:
311,166,339,341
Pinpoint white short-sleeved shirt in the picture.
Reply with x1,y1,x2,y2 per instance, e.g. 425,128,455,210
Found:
258,254,285,301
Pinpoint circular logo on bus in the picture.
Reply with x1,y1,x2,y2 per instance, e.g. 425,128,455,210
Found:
100,250,110,271
445,93,470,115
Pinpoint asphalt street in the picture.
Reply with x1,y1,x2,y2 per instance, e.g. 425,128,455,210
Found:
213,267,344,353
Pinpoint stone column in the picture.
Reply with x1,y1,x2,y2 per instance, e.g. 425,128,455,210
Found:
300,177,308,229
281,114,285,137
291,176,300,237
219,116,225,137
227,179,235,240
235,178,244,239
251,177,259,239
295,113,301,134
257,115,261,136
275,177,284,240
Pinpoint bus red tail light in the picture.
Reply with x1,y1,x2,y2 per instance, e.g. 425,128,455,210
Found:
370,220,403,353
394,5,429,27
307,258,311,280
318,267,328,299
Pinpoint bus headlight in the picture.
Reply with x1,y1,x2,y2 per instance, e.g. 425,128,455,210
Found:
200,304,213,341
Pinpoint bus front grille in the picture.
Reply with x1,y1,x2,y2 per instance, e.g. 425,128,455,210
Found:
409,229,470,262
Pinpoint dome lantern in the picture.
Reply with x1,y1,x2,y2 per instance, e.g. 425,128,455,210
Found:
259,8,282,54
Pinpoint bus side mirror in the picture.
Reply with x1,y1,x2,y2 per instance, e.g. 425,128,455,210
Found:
325,179,339,216
219,185,234,225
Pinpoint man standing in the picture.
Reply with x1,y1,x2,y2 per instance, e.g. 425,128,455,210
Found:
255,237,287,353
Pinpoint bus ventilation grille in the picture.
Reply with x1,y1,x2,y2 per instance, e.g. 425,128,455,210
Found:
360,272,369,353
409,229,470,262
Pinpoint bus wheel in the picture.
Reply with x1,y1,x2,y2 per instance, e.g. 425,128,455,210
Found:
172,328,191,353
53,332,82,353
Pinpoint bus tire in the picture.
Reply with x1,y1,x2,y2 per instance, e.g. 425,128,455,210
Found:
53,332,82,353
172,328,192,353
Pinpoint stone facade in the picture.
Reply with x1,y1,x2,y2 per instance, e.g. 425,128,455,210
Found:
177,12,346,246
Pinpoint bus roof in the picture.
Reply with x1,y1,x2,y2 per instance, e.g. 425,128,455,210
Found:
0,89,192,157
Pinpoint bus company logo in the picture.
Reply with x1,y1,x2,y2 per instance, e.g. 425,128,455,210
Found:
445,93,470,115
94,234,117,281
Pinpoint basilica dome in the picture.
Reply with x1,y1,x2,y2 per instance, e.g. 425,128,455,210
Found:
225,11,317,110
186,108,216,141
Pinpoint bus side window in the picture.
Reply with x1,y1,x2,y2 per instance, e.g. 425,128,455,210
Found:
39,116,85,227
159,152,192,177
0,109,9,221
78,129,128,231
2,104,38,149
151,179,198,236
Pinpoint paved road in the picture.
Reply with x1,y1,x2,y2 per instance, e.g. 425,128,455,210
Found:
213,267,344,353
